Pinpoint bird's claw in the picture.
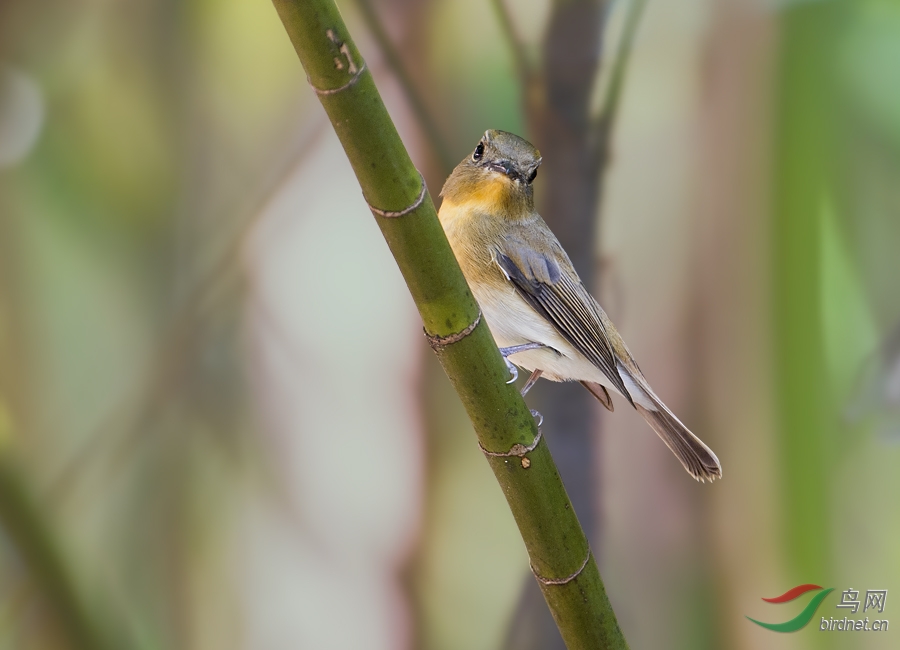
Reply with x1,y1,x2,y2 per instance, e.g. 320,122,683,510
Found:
505,357,519,384
530,409,543,427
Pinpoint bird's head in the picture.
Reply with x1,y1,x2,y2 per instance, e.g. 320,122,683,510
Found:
440,130,542,216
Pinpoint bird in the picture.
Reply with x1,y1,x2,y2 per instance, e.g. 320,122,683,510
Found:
437,129,722,482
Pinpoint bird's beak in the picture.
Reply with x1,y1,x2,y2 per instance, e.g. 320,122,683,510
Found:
487,161,520,182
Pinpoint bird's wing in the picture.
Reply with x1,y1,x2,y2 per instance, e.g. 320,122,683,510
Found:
494,237,632,404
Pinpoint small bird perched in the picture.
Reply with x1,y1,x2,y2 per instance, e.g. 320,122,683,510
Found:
438,129,722,482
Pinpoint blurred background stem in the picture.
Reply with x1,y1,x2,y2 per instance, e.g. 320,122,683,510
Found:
0,454,115,650
773,0,845,587
353,0,454,173
505,1,643,646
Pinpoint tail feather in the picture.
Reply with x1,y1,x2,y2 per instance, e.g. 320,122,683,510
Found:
615,361,721,481
580,381,614,412
634,400,722,482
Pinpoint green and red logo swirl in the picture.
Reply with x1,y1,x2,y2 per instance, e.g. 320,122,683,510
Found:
747,584,834,632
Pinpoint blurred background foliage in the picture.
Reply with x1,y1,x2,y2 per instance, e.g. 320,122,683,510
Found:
0,0,897,649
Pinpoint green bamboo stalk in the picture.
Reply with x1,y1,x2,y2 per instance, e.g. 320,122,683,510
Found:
269,1,628,647
773,0,844,593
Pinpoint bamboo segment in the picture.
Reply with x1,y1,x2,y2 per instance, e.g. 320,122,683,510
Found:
270,1,628,647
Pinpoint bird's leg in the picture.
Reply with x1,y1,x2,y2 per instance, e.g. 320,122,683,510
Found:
521,369,542,396
498,342,547,384
498,345,547,426
499,342,547,357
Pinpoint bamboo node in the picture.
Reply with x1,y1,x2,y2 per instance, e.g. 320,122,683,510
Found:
479,427,542,457
367,172,427,218
531,548,591,586
424,310,481,349
308,61,367,96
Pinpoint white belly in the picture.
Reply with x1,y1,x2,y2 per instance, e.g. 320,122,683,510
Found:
471,279,625,395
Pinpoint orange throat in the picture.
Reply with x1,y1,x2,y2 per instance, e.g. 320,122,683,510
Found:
451,176,518,215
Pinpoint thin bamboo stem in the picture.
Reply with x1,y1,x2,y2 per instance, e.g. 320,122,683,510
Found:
269,1,629,647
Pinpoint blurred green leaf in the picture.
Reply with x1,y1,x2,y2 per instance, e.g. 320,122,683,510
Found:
839,0,900,148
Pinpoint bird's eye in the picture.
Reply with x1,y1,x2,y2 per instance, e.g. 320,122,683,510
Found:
527,168,538,183
472,142,485,161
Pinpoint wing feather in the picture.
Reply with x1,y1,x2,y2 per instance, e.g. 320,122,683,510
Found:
495,241,633,404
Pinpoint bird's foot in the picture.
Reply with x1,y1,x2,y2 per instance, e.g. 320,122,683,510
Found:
504,357,519,384
530,409,544,427
499,343,546,386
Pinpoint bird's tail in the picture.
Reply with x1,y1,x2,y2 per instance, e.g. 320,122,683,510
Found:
621,367,722,482
634,401,721,482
